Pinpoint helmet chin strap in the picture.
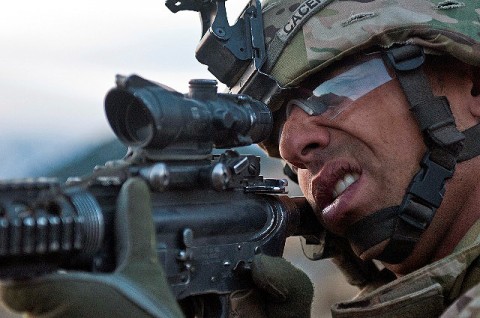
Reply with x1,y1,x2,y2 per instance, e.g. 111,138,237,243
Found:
346,153,456,263
345,45,471,264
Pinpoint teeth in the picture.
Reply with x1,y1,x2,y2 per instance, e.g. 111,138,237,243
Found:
332,173,359,199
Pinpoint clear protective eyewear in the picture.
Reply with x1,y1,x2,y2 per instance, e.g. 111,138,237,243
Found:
286,53,395,119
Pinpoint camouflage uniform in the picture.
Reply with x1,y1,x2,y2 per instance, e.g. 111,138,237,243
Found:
441,222,480,318
331,220,480,317
254,0,480,316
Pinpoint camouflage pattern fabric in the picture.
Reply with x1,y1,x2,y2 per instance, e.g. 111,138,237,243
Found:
441,283,480,318
330,219,480,318
262,0,480,89
258,0,480,157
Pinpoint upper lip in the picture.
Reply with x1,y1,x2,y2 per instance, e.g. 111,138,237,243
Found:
311,159,361,210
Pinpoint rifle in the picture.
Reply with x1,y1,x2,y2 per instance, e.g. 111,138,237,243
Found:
0,74,322,317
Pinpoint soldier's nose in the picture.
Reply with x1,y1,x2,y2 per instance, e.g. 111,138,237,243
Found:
279,106,331,169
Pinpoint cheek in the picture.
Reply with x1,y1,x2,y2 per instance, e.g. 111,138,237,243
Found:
339,82,424,157
341,81,408,123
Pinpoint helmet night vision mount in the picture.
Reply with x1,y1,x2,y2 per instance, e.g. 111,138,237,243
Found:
165,0,266,88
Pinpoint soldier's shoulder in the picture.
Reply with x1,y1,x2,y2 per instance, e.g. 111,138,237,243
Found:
442,282,480,317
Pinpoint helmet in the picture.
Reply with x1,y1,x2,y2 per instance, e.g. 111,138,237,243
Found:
168,0,480,264
256,0,480,157
240,0,480,264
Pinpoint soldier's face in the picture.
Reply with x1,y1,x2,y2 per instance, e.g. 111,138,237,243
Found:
279,59,426,259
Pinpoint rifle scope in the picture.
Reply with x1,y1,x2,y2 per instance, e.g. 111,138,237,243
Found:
105,75,273,157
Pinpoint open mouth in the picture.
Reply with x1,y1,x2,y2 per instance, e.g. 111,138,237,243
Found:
332,172,360,199
312,167,362,235
311,161,362,213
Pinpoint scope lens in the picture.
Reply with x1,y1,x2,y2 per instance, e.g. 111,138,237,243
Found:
124,99,154,145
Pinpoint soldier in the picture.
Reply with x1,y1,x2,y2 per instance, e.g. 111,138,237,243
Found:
260,1,480,316
1,0,479,317
260,0,480,316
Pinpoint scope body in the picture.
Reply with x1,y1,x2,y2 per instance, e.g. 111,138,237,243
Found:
105,75,272,159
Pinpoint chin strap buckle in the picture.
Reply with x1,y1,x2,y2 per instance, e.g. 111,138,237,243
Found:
378,152,455,264
399,153,454,231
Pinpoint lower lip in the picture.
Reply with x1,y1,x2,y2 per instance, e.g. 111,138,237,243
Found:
320,178,362,234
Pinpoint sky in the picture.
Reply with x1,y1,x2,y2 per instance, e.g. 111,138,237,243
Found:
0,0,246,177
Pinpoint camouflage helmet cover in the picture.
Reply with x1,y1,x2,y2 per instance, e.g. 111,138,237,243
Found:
259,0,480,157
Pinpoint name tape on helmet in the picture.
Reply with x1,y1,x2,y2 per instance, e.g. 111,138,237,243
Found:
278,0,333,42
